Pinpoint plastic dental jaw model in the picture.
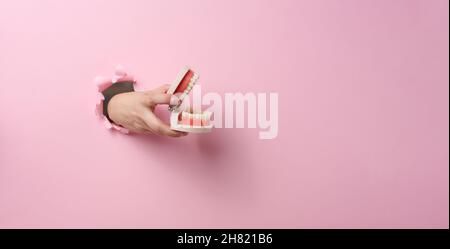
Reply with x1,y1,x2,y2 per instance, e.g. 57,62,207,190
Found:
167,67,213,133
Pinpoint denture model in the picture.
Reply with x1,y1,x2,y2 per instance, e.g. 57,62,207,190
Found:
167,67,213,133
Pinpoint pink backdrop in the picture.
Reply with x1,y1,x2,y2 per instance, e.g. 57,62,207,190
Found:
0,0,448,228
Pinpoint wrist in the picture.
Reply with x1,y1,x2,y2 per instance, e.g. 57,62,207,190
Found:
106,93,125,125
94,65,137,134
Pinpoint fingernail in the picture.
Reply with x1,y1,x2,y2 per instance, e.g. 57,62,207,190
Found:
170,95,181,106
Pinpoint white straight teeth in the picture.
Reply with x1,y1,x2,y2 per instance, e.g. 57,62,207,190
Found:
181,111,212,121
170,67,212,133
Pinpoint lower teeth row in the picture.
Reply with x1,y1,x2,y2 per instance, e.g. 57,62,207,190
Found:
182,111,212,120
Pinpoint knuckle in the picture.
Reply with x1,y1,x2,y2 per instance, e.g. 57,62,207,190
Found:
155,126,164,135
146,98,155,106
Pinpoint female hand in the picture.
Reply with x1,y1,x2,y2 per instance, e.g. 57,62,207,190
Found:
107,84,187,137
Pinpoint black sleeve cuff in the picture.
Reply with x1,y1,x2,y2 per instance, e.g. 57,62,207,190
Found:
101,81,135,123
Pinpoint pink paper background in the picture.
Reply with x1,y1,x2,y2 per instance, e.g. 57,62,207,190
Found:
0,0,448,228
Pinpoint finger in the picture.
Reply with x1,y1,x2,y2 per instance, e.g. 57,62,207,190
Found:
149,93,172,105
142,111,186,137
142,84,170,96
153,84,170,93
132,128,151,134
122,124,150,134
152,122,185,137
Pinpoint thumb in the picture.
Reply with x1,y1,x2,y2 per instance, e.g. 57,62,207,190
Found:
142,111,186,137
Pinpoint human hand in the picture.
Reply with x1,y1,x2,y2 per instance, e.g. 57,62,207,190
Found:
107,84,187,137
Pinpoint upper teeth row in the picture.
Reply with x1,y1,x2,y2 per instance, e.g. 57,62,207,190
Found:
180,73,199,100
